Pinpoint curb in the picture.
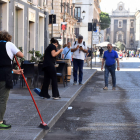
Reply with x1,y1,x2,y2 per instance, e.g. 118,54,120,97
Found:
34,70,97,140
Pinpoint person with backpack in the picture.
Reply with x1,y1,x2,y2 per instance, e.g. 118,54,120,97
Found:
62,42,71,66
71,35,88,85
0,30,24,130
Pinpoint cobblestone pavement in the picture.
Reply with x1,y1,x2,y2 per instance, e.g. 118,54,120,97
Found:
44,58,140,140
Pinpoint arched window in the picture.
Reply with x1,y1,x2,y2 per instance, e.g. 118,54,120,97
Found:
116,31,124,42
118,34,122,41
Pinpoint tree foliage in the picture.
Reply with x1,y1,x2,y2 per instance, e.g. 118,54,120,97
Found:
99,12,111,30
115,41,125,51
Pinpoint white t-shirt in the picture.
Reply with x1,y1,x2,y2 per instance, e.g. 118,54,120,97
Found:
6,42,20,63
71,41,87,60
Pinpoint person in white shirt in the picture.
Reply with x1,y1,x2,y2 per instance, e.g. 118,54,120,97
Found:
0,31,24,130
71,35,88,85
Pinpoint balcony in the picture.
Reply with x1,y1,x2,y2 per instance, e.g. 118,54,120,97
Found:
75,17,82,22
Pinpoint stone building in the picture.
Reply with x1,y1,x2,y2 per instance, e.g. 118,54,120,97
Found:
105,1,136,50
0,0,49,59
47,0,77,46
74,0,101,48
135,10,140,50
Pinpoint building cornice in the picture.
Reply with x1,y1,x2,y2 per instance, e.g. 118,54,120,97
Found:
135,10,140,17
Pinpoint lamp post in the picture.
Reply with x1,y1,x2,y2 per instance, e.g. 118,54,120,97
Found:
91,19,93,69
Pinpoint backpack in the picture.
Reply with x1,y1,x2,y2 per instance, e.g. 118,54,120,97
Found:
74,41,85,46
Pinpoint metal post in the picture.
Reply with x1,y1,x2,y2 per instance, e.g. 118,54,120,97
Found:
95,48,96,65
91,19,93,69
51,0,53,38
63,2,66,47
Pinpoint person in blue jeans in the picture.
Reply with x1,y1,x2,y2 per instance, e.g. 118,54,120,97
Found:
101,43,120,90
71,35,88,85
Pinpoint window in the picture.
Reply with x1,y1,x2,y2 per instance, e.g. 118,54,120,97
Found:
75,7,81,21
75,28,79,38
67,2,69,14
118,34,122,41
131,21,134,28
71,6,73,17
118,20,122,28
38,0,41,6
130,34,133,41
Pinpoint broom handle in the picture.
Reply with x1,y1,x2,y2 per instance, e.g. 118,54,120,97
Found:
14,56,44,124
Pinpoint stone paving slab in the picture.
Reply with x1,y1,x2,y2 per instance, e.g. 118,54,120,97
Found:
0,68,97,140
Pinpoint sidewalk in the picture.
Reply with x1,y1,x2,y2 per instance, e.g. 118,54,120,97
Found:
1,68,97,140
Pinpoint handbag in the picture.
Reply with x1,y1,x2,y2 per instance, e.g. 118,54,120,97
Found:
64,49,70,59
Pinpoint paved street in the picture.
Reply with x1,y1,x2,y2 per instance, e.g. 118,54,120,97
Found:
44,58,140,140
0,67,96,140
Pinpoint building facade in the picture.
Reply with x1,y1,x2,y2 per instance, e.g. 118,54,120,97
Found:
105,2,136,50
135,10,140,50
74,0,101,48
47,0,77,46
0,0,49,60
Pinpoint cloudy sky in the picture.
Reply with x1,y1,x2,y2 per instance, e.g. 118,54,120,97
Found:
100,0,140,14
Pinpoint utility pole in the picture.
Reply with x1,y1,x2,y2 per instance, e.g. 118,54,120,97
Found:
63,3,66,47
91,19,93,69
51,0,53,38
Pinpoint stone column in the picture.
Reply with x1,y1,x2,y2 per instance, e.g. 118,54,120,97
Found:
110,18,114,44
126,19,130,49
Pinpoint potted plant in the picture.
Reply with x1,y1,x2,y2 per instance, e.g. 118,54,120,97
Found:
28,50,44,63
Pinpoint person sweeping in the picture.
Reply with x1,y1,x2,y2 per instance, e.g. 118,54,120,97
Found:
0,31,24,130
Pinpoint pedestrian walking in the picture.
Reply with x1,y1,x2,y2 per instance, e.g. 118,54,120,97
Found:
71,35,88,85
136,50,139,57
139,51,140,59
62,42,71,66
97,49,100,58
35,38,63,100
126,50,129,60
99,47,104,61
0,30,24,130
86,47,92,67
101,43,120,90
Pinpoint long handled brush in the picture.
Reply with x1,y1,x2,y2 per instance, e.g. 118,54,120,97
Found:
14,56,49,130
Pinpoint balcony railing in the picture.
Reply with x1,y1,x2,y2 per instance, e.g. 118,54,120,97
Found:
75,17,82,22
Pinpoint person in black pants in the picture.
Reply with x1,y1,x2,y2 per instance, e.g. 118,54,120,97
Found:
34,38,63,100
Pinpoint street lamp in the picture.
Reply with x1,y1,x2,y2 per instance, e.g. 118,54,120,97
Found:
82,10,86,19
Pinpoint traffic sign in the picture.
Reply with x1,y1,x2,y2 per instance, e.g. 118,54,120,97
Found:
61,22,67,30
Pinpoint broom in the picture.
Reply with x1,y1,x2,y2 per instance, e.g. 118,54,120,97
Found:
14,56,49,130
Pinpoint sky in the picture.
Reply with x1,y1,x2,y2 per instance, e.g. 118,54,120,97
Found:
100,0,140,14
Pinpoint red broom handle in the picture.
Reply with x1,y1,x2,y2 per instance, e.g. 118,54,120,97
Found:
14,56,45,124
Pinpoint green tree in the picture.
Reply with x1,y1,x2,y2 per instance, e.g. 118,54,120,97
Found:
115,41,125,51
100,12,111,30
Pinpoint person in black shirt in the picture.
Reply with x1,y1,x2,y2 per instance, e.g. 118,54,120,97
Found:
99,47,104,57
40,38,63,100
